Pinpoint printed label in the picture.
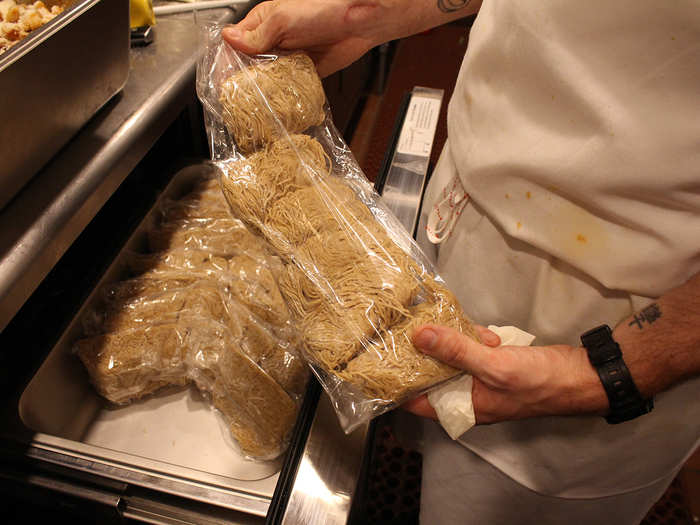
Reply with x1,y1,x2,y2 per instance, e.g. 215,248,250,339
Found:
396,95,442,157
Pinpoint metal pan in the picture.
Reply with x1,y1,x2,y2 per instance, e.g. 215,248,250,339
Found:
12,163,303,517
0,0,129,210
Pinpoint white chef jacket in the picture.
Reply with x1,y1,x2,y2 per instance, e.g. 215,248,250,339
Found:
418,0,700,499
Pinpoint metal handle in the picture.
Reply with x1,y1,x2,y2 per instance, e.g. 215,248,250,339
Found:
153,0,247,15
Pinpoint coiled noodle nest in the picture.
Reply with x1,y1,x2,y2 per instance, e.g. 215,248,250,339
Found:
221,135,479,406
212,50,478,429
219,53,326,154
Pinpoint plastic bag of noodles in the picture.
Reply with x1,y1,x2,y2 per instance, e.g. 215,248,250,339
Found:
196,24,480,433
74,166,309,460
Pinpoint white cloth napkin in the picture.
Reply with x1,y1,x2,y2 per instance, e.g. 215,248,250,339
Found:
427,325,536,439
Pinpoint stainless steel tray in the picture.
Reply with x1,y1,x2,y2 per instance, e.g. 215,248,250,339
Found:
0,0,129,211
12,163,292,516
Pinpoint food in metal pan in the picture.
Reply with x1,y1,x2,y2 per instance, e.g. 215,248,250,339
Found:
75,174,308,459
0,0,66,54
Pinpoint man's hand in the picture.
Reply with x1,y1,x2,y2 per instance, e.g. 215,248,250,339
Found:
405,272,700,425
222,0,481,77
223,0,378,78
403,324,609,424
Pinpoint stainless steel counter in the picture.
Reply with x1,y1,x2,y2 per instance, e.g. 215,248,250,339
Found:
0,7,236,332
281,396,369,525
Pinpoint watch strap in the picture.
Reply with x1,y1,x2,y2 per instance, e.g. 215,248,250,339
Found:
580,325,653,424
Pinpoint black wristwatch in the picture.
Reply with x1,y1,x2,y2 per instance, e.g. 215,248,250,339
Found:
580,325,653,424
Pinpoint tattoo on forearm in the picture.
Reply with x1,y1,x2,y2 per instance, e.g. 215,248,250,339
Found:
628,303,662,330
438,0,472,13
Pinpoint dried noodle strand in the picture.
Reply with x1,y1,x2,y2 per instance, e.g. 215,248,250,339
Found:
219,53,326,153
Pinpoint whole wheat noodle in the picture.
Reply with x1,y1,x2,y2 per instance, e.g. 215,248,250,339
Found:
147,222,262,257
221,135,331,228
220,135,478,407
228,254,290,325
338,297,472,400
264,182,375,252
219,53,326,153
76,173,307,458
295,228,415,280
276,263,325,320
86,284,237,337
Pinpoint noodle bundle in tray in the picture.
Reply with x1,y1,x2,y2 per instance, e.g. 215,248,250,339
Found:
74,172,309,460
197,25,479,432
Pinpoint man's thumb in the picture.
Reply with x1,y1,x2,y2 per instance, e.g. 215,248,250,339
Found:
222,25,273,54
413,324,490,375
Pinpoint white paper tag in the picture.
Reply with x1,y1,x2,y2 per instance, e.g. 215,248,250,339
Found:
396,95,442,157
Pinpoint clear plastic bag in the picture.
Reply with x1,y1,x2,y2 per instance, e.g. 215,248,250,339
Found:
196,24,479,433
74,167,308,460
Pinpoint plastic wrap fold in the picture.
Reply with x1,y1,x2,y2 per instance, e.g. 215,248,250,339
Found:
196,24,479,433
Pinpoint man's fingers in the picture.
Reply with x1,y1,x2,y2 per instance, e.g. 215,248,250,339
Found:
401,395,438,420
234,1,270,32
475,325,501,347
222,3,282,54
222,24,276,55
413,324,492,376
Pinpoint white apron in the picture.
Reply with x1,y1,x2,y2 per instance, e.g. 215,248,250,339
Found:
416,0,700,504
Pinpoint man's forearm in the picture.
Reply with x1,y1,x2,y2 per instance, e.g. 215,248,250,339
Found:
356,0,482,46
563,272,700,419
466,271,700,423
224,0,481,77
613,272,700,399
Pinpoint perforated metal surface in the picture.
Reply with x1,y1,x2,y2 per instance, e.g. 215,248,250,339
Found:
356,422,421,525
642,478,694,525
